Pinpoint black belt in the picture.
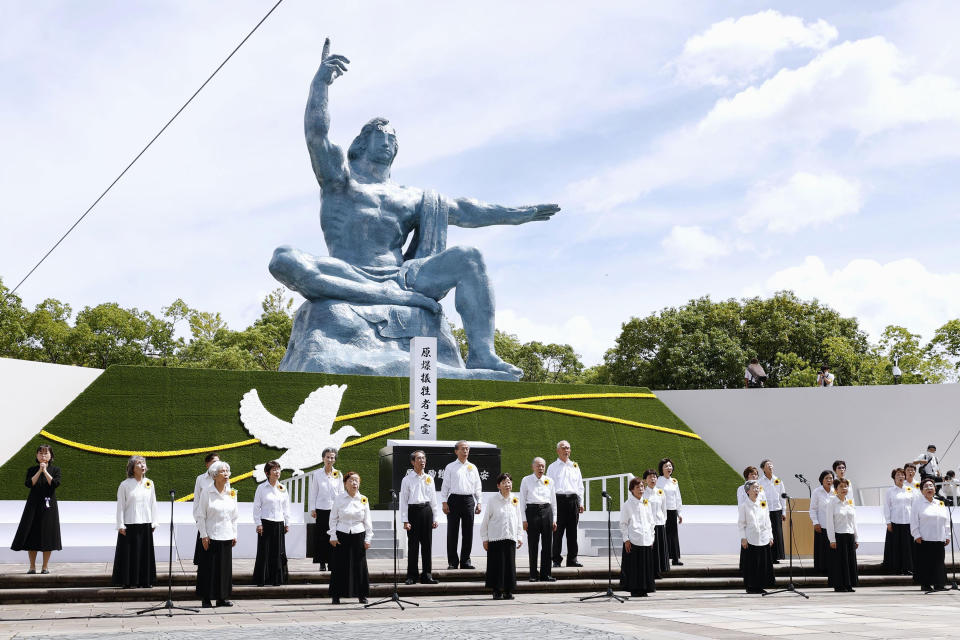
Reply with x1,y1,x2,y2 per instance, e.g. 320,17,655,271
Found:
526,503,550,509
557,494,579,499
409,503,431,508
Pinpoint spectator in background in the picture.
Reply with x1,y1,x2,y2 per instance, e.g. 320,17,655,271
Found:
913,445,942,484
942,470,958,507
744,358,767,389
817,365,836,387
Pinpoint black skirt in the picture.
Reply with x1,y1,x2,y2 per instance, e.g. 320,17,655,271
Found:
253,519,289,586
653,524,669,577
193,531,203,566
11,466,62,552
813,528,830,575
769,510,785,560
742,543,776,592
312,509,332,564
882,523,913,574
827,533,858,589
665,509,681,561
197,539,233,601
111,523,157,588
485,539,518,592
620,543,657,595
329,531,369,599
916,540,948,589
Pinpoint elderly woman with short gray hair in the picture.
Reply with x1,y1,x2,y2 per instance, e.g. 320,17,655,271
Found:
112,456,158,588
738,479,775,594
196,460,239,608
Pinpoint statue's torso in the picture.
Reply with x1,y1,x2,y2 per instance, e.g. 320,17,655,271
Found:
320,180,422,268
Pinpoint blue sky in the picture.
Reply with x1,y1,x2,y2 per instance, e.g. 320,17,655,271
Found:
2,1,960,365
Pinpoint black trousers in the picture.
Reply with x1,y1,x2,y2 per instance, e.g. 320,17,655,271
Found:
828,533,859,589
330,531,369,599
665,509,681,562
916,540,948,589
312,509,331,565
485,539,517,593
552,494,580,564
524,503,553,578
406,503,433,578
882,523,913,574
446,494,475,567
197,539,233,602
769,510,785,560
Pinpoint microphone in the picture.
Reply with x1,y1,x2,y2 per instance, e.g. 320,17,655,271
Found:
601,490,610,500
781,492,790,500
169,490,176,498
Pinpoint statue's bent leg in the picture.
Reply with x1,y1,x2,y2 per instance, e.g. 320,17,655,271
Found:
269,246,384,302
410,246,522,377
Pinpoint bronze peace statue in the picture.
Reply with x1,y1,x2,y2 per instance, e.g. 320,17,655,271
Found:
270,39,560,380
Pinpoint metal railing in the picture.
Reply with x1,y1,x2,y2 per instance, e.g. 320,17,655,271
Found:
279,473,309,510
583,473,634,512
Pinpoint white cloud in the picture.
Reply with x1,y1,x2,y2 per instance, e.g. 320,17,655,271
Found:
752,256,960,340
661,225,730,270
494,309,613,367
738,172,863,233
673,10,837,87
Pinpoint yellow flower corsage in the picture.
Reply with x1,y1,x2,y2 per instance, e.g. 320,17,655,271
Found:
144,480,152,488
760,501,767,508
774,478,781,485
511,497,519,505
467,464,474,471
939,500,945,507
543,478,550,485
572,462,579,468
642,499,649,505
278,484,285,491
424,476,432,484
914,481,920,488
846,499,853,505
361,496,368,505
905,486,913,492
672,478,678,484
230,490,237,498
332,470,340,479
657,489,664,495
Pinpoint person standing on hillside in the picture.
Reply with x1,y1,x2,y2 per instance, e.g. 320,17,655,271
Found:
547,440,584,568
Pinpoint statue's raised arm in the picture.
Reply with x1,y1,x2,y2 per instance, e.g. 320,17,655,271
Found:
304,38,351,191
448,199,561,229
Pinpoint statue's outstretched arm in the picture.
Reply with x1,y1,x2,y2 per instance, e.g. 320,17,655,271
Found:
305,38,351,190
447,197,560,228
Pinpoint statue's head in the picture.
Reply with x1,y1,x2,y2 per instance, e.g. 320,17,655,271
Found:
348,117,398,167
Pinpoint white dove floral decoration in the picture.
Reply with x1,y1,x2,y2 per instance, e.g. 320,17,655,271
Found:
240,384,360,481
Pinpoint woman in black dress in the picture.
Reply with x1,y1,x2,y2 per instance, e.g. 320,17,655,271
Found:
11,444,62,573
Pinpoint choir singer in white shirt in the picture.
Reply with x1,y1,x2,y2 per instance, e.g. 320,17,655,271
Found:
809,469,835,576
481,473,523,600
196,460,239,608
252,460,291,586
112,456,158,588
911,477,951,591
641,470,669,577
400,450,440,585
620,477,657,597
519,457,557,582
309,447,343,571
826,478,858,592
328,471,373,604
882,467,914,575
758,459,787,563
192,452,221,566
547,440,584,568
738,480,775,594
440,440,482,570
655,457,684,566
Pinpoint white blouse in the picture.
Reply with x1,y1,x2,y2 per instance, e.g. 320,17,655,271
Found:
911,497,951,542
738,498,773,546
826,498,858,542
399,470,440,523
518,473,557,523
253,481,291,526
116,477,158,530
196,485,239,541
758,474,785,511
883,485,914,525
309,468,344,511
329,491,373,543
809,486,836,527
480,492,523,543
546,458,585,503
642,486,667,526
655,476,683,513
619,494,655,546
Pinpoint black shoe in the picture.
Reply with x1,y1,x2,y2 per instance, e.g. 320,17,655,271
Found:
201,600,213,608
216,600,233,607
934,586,947,591
672,560,684,566
332,597,341,604
834,587,844,592
772,560,780,564
552,560,562,568
318,562,327,571
493,591,502,600
503,592,515,600
421,575,438,585
541,576,557,582
460,562,475,570
847,588,855,592
921,585,932,592
529,575,540,582
404,577,417,585
567,561,583,568
359,597,368,604
447,564,458,570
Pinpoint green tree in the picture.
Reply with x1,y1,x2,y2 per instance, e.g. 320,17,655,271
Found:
0,279,29,358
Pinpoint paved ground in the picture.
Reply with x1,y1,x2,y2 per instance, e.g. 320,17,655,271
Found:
2,555,960,639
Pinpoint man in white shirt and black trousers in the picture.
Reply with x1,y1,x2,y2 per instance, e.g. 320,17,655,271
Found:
547,440,585,568
440,440,483,570
400,450,440,584
520,457,558,582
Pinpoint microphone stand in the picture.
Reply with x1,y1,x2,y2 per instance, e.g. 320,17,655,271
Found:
138,490,199,616
581,492,628,603
366,490,418,610
763,481,808,599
